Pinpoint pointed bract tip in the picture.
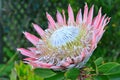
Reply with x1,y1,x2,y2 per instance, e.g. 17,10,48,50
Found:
109,17,111,20
84,2,88,10
68,4,71,7
22,31,26,34
46,12,49,18
32,23,38,28
99,7,102,12
17,48,21,51
46,12,49,16
92,5,94,8
22,31,28,35
107,17,111,22
104,14,107,17
57,10,60,14
68,4,72,10
32,23,35,26
62,9,65,15
85,2,88,7
62,9,65,13
57,10,59,13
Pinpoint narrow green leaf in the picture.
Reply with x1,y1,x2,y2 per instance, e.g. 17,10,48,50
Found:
65,68,80,80
34,68,56,78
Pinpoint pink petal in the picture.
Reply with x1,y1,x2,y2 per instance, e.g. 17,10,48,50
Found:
61,61,70,67
94,15,106,39
23,32,39,46
56,10,64,24
84,48,89,56
97,14,106,30
68,4,74,25
29,61,53,68
27,61,40,68
87,5,94,25
28,47,37,52
32,23,45,37
48,22,52,29
96,8,102,26
102,17,111,28
66,57,73,64
92,16,97,25
50,66,62,69
24,58,36,61
73,55,82,64
80,50,86,61
92,31,96,44
26,62,37,68
17,48,37,58
39,62,53,67
93,8,102,28
90,32,97,51
97,30,105,43
83,3,88,23
46,12,55,29
95,15,109,37
62,10,66,25
76,9,82,24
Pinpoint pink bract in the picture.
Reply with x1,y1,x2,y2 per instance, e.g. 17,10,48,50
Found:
17,3,110,70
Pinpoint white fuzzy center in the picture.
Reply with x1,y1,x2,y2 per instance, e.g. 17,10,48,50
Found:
49,26,80,47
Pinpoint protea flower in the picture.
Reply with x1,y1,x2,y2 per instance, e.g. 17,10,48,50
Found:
17,3,110,70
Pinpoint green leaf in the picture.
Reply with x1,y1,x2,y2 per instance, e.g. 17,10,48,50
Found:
0,62,14,76
45,72,64,80
15,61,43,80
105,65,120,75
92,57,104,74
65,68,80,80
0,78,9,80
4,47,14,58
15,61,31,77
94,57,103,66
108,74,120,80
93,75,109,80
10,69,17,80
34,68,56,78
98,62,120,74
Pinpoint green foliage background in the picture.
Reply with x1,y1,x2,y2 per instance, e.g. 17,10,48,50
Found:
0,0,120,79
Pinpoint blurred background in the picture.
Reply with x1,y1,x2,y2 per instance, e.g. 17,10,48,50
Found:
0,0,120,79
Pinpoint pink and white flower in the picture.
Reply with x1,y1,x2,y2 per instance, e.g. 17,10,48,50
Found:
17,3,110,70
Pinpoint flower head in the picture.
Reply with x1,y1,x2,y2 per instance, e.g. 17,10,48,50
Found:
17,3,110,70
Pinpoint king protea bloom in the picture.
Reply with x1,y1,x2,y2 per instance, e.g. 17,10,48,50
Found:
17,3,110,70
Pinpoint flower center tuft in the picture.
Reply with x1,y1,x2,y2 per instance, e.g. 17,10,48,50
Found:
49,26,80,48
